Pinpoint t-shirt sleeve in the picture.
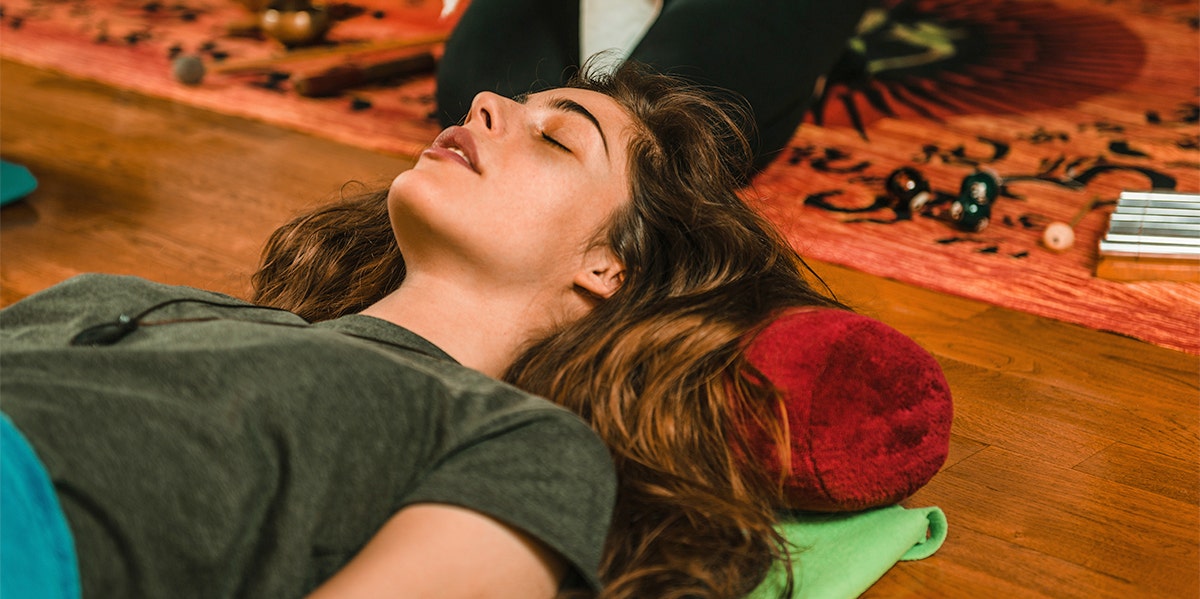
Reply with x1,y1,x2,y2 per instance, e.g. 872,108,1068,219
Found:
401,409,616,593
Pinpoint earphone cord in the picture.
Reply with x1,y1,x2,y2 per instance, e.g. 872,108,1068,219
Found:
67,297,444,360
69,298,301,347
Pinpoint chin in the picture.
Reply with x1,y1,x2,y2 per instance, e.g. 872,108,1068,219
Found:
389,168,415,194
391,157,456,196
387,168,429,208
385,167,456,240
385,169,418,220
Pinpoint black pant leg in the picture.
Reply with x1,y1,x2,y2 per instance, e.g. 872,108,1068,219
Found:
630,0,868,169
435,0,580,127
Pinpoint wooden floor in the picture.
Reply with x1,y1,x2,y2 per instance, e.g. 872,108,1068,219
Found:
2,60,1197,598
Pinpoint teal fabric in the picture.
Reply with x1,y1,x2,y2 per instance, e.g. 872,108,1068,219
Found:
1,159,38,205
0,414,81,599
748,505,948,599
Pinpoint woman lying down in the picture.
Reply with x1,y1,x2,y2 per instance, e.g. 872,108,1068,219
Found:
0,62,845,599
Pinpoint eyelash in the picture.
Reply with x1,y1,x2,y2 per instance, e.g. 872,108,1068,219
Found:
541,131,570,153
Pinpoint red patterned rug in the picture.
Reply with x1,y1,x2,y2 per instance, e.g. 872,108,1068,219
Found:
3,0,1198,353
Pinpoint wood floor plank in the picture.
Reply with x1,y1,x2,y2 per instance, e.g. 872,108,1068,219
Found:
1,60,411,304
1074,442,1200,507
936,358,1116,465
804,260,992,336
866,523,1152,599
942,358,1198,465
942,433,988,472
905,447,1199,598
920,305,1198,406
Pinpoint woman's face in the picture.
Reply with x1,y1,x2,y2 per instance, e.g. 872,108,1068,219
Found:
388,88,633,301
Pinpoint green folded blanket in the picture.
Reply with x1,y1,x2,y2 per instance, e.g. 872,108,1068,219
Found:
748,505,948,599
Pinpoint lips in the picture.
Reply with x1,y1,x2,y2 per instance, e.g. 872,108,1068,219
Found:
427,126,480,173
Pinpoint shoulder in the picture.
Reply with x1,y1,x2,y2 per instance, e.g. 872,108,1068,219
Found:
0,274,250,344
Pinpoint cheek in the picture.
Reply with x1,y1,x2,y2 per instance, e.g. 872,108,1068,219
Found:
495,167,576,228
564,176,626,238
533,179,614,241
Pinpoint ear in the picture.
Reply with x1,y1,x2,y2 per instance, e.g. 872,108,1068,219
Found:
574,247,625,300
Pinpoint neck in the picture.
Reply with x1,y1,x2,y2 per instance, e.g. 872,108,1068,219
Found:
359,271,554,379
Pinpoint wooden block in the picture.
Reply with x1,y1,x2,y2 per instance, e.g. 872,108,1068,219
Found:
293,51,436,97
1095,255,1200,283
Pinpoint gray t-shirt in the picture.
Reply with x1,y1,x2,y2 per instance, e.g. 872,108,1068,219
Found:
0,274,616,597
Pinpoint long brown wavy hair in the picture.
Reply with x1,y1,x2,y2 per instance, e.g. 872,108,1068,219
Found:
252,62,846,598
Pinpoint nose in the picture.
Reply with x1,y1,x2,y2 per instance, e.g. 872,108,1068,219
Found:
466,91,511,135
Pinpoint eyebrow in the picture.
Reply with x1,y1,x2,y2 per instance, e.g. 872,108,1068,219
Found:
518,94,610,159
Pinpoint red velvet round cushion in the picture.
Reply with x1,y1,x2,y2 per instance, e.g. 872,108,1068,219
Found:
743,308,953,512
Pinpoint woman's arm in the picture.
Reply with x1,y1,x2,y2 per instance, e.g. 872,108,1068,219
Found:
306,503,568,599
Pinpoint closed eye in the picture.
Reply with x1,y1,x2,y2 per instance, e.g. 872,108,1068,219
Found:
516,91,609,162
541,131,571,153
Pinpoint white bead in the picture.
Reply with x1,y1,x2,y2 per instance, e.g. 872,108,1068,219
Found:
1042,222,1075,251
